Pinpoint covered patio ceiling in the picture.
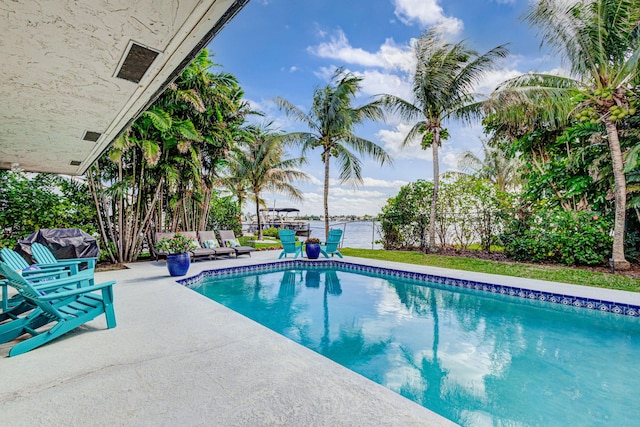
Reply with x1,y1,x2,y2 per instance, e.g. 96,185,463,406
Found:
0,0,249,175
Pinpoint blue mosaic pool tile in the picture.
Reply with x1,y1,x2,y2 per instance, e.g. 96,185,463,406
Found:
176,259,640,318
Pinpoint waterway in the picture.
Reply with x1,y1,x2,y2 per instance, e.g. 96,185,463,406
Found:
306,220,383,249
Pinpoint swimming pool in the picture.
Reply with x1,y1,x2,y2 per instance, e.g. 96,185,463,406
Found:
183,261,640,426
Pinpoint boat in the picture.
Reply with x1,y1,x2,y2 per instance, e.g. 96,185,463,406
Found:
246,208,311,237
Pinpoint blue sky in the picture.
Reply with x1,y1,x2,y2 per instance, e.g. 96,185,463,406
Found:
208,0,562,216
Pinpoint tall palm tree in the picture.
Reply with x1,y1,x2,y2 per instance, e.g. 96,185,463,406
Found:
485,0,640,269
276,68,391,238
228,123,308,240
379,30,508,251
458,139,523,192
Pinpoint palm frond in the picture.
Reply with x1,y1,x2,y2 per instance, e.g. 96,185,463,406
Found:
377,94,423,122
274,97,319,131
142,108,172,132
333,144,363,183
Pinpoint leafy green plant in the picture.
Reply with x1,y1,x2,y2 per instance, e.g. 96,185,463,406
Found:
261,227,281,238
0,171,98,248
501,209,613,266
207,192,242,237
380,176,510,252
155,234,198,254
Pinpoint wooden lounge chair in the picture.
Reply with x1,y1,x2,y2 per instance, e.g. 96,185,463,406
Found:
197,231,235,258
31,242,96,274
0,261,115,357
320,229,344,258
277,229,301,259
176,231,217,262
219,230,256,258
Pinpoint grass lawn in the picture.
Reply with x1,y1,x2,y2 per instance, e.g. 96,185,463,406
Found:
340,248,640,293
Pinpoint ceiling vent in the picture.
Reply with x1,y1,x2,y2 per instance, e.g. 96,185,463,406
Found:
115,42,160,83
69,160,82,166
82,131,102,142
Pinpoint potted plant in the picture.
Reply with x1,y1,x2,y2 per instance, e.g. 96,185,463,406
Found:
305,237,321,259
156,233,197,276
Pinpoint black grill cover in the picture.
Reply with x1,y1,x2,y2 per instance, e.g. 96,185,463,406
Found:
15,228,99,264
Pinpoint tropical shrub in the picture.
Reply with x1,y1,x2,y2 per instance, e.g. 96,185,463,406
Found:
380,177,509,251
436,174,510,250
261,227,281,238
380,180,432,250
501,208,613,266
206,192,242,237
0,171,97,248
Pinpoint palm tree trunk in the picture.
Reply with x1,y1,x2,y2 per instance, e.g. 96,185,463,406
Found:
256,198,263,241
87,166,116,264
116,160,124,263
428,132,440,252
605,119,630,270
323,148,331,241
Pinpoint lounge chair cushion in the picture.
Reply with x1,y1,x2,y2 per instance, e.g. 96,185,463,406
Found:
225,239,240,248
203,239,220,249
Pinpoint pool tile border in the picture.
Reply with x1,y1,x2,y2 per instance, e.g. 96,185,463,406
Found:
177,260,640,318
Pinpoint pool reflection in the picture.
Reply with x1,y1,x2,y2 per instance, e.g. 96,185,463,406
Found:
194,267,640,427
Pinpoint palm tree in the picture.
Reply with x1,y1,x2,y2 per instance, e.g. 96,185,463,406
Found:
228,123,308,240
458,139,523,192
485,0,640,269
87,49,248,262
276,68,391,238
378,30,508,252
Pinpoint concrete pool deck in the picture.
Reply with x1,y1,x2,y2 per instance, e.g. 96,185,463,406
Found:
2,251,639,426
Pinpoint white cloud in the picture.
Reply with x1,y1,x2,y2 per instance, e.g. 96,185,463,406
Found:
392,0,463,35
356,69,413,100
360,177,409,188
542,67,571,77
289,66,299,73
376,123,431,161
473,68,523,96
441,149,462,171
304,173,323,186
308,29,416,73
313,65,336,81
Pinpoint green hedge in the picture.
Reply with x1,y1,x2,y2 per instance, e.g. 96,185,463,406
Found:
501,210,613,266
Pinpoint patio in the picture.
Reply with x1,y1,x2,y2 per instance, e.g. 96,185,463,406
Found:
0,251,453,426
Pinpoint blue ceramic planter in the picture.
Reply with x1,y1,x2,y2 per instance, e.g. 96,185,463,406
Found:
167,253,190,276
305,243,321,259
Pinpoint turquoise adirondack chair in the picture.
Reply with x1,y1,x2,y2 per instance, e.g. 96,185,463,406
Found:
0,269,90,345
0,261,115,357
320,229,344,258
1,247,71,322
31,242,96,274
0,247,69,274
278,229,301,259
0,272,67,323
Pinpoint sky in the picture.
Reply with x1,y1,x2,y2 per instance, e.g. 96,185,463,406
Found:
207,0,563,217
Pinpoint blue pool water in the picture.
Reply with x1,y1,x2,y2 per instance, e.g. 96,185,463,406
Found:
189,266,640,426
